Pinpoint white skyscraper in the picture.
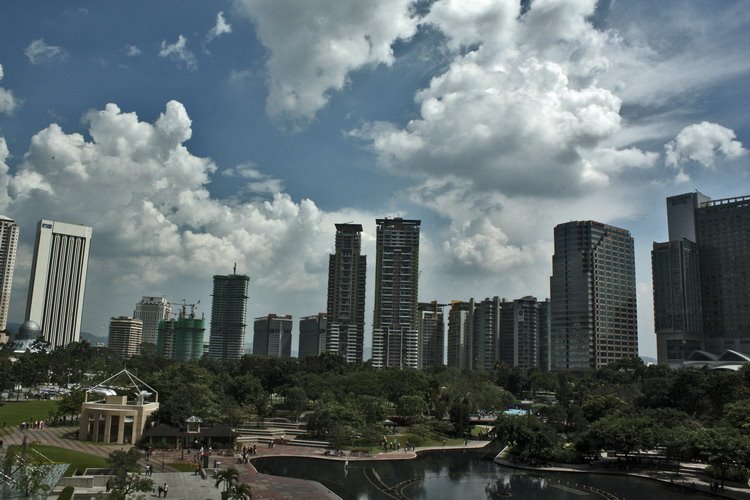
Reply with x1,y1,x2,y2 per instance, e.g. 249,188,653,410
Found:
134,296,171,345
0,215,19,332
26,220,92,348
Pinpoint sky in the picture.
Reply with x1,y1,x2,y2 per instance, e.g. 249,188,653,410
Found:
0,0,748,358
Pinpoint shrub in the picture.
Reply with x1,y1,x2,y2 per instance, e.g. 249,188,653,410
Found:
706,465,750,484
58,486,75,500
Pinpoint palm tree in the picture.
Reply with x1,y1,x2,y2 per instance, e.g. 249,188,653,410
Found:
214,467,240,494
228,482,252,499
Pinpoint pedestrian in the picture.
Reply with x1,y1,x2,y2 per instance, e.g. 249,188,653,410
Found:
163,483,169,497
106,479,111,492
161,459,165,470
157,485,163,497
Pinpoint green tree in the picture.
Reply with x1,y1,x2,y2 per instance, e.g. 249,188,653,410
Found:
107,448,153,499
284,387,308,421
448,397,471,436
398,395,428,425
1,445,53,498
215,467,240,498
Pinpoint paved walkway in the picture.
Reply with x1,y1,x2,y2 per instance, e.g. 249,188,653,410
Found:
1,425,131,458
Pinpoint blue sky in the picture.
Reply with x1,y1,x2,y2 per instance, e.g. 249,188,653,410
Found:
0,0,748,358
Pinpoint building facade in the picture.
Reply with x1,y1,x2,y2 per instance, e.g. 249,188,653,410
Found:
472,296,501,370
371,218,421,369
447,299,474,370
133,296,171,346
208,272,250,361
299,313,326,358
537,298,551,371
695,195,750,354
0,216,19,333
253,314,292,358
26,220,92,347
498,296,542,370
418,301,445,368
551,221,638,370
156,311,205,362
108,316,143,358
325,223,366,362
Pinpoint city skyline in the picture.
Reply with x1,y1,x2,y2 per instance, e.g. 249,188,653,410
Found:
0,1,748,359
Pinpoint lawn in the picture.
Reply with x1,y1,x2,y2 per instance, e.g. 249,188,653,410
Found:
7,444,109,476
0,400,58,433
168,462,197,472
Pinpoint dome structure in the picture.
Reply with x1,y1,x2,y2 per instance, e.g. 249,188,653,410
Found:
16,320,42,340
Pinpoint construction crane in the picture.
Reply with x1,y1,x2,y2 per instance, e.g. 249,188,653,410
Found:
165,298,200,319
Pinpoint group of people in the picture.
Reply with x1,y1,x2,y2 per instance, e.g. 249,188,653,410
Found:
236,444,258,463
144,464,154,476
18,420,45,429
710,481,725,493
156,483,169,497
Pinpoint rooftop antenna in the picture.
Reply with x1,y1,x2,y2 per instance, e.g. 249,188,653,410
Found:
233,262,237,275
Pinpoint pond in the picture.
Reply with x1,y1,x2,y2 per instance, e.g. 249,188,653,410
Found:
252,448,715,500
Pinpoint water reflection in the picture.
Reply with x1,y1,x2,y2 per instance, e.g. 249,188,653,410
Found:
253,449,715,500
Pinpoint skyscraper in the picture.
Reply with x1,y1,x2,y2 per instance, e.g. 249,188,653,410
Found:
326,223,366,362
472,296,501,370
695,195,750,354
550,221,638,370
447,299,474,370
498,296,542,369
26,220,92,347
208,271,250,361
0,215,19,333
253,314,293,358
108,316,143,358
134,296,171,346
537,298,552,371
418,301,445,368
371,218,420,369
299,313,326,358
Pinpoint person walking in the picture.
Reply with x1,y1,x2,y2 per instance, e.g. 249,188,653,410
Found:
163,483,169,497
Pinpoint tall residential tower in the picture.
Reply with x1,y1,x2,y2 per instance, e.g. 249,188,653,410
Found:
550,221,638,370
372,218,421,369
133,296,171,346
26,220,92,347
208,271,250,361
0,216,19,333
325,223,366,362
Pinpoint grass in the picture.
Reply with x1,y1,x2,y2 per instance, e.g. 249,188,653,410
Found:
0,400,58,434
7,444,109,476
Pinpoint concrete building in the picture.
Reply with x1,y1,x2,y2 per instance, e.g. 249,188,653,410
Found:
208,272,250,361
498,296,543,370
299,313,326,358
667,191,711,242
253,314,292,358
447,300,474,370
79,369,158,445
26,220,92,348
538,298,551,371
133,296,171,346
326,223,367,362
551,221,638,370
472,296,501,370
372,218,421,369
108,316,143,358
156,307,205,362
0,216,19,333
418,301,445,368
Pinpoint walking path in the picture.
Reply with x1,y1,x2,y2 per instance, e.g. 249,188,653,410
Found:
1,425,130,457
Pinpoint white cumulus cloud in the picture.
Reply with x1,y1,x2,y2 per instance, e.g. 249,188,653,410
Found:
159,35,197,70
665,121,746,169
206,11,232,44
0,64,21,115
25,39,67,64
126,45,141,57
234,0,418,125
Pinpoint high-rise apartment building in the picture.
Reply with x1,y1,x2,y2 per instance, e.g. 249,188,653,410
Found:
326,223,366,362
26,220,92,347
0,216,19,333
537,298,551,371
551,221,638,370
134,296,171,346
497,296,545,370
208,272,250,361
299,313,326,358
108,316,143,358
418,301,445,368
157,308,205,361
472,296,501,370
447,299,474,370
253,314,292,358
371,218,420,369
695,195,750,354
